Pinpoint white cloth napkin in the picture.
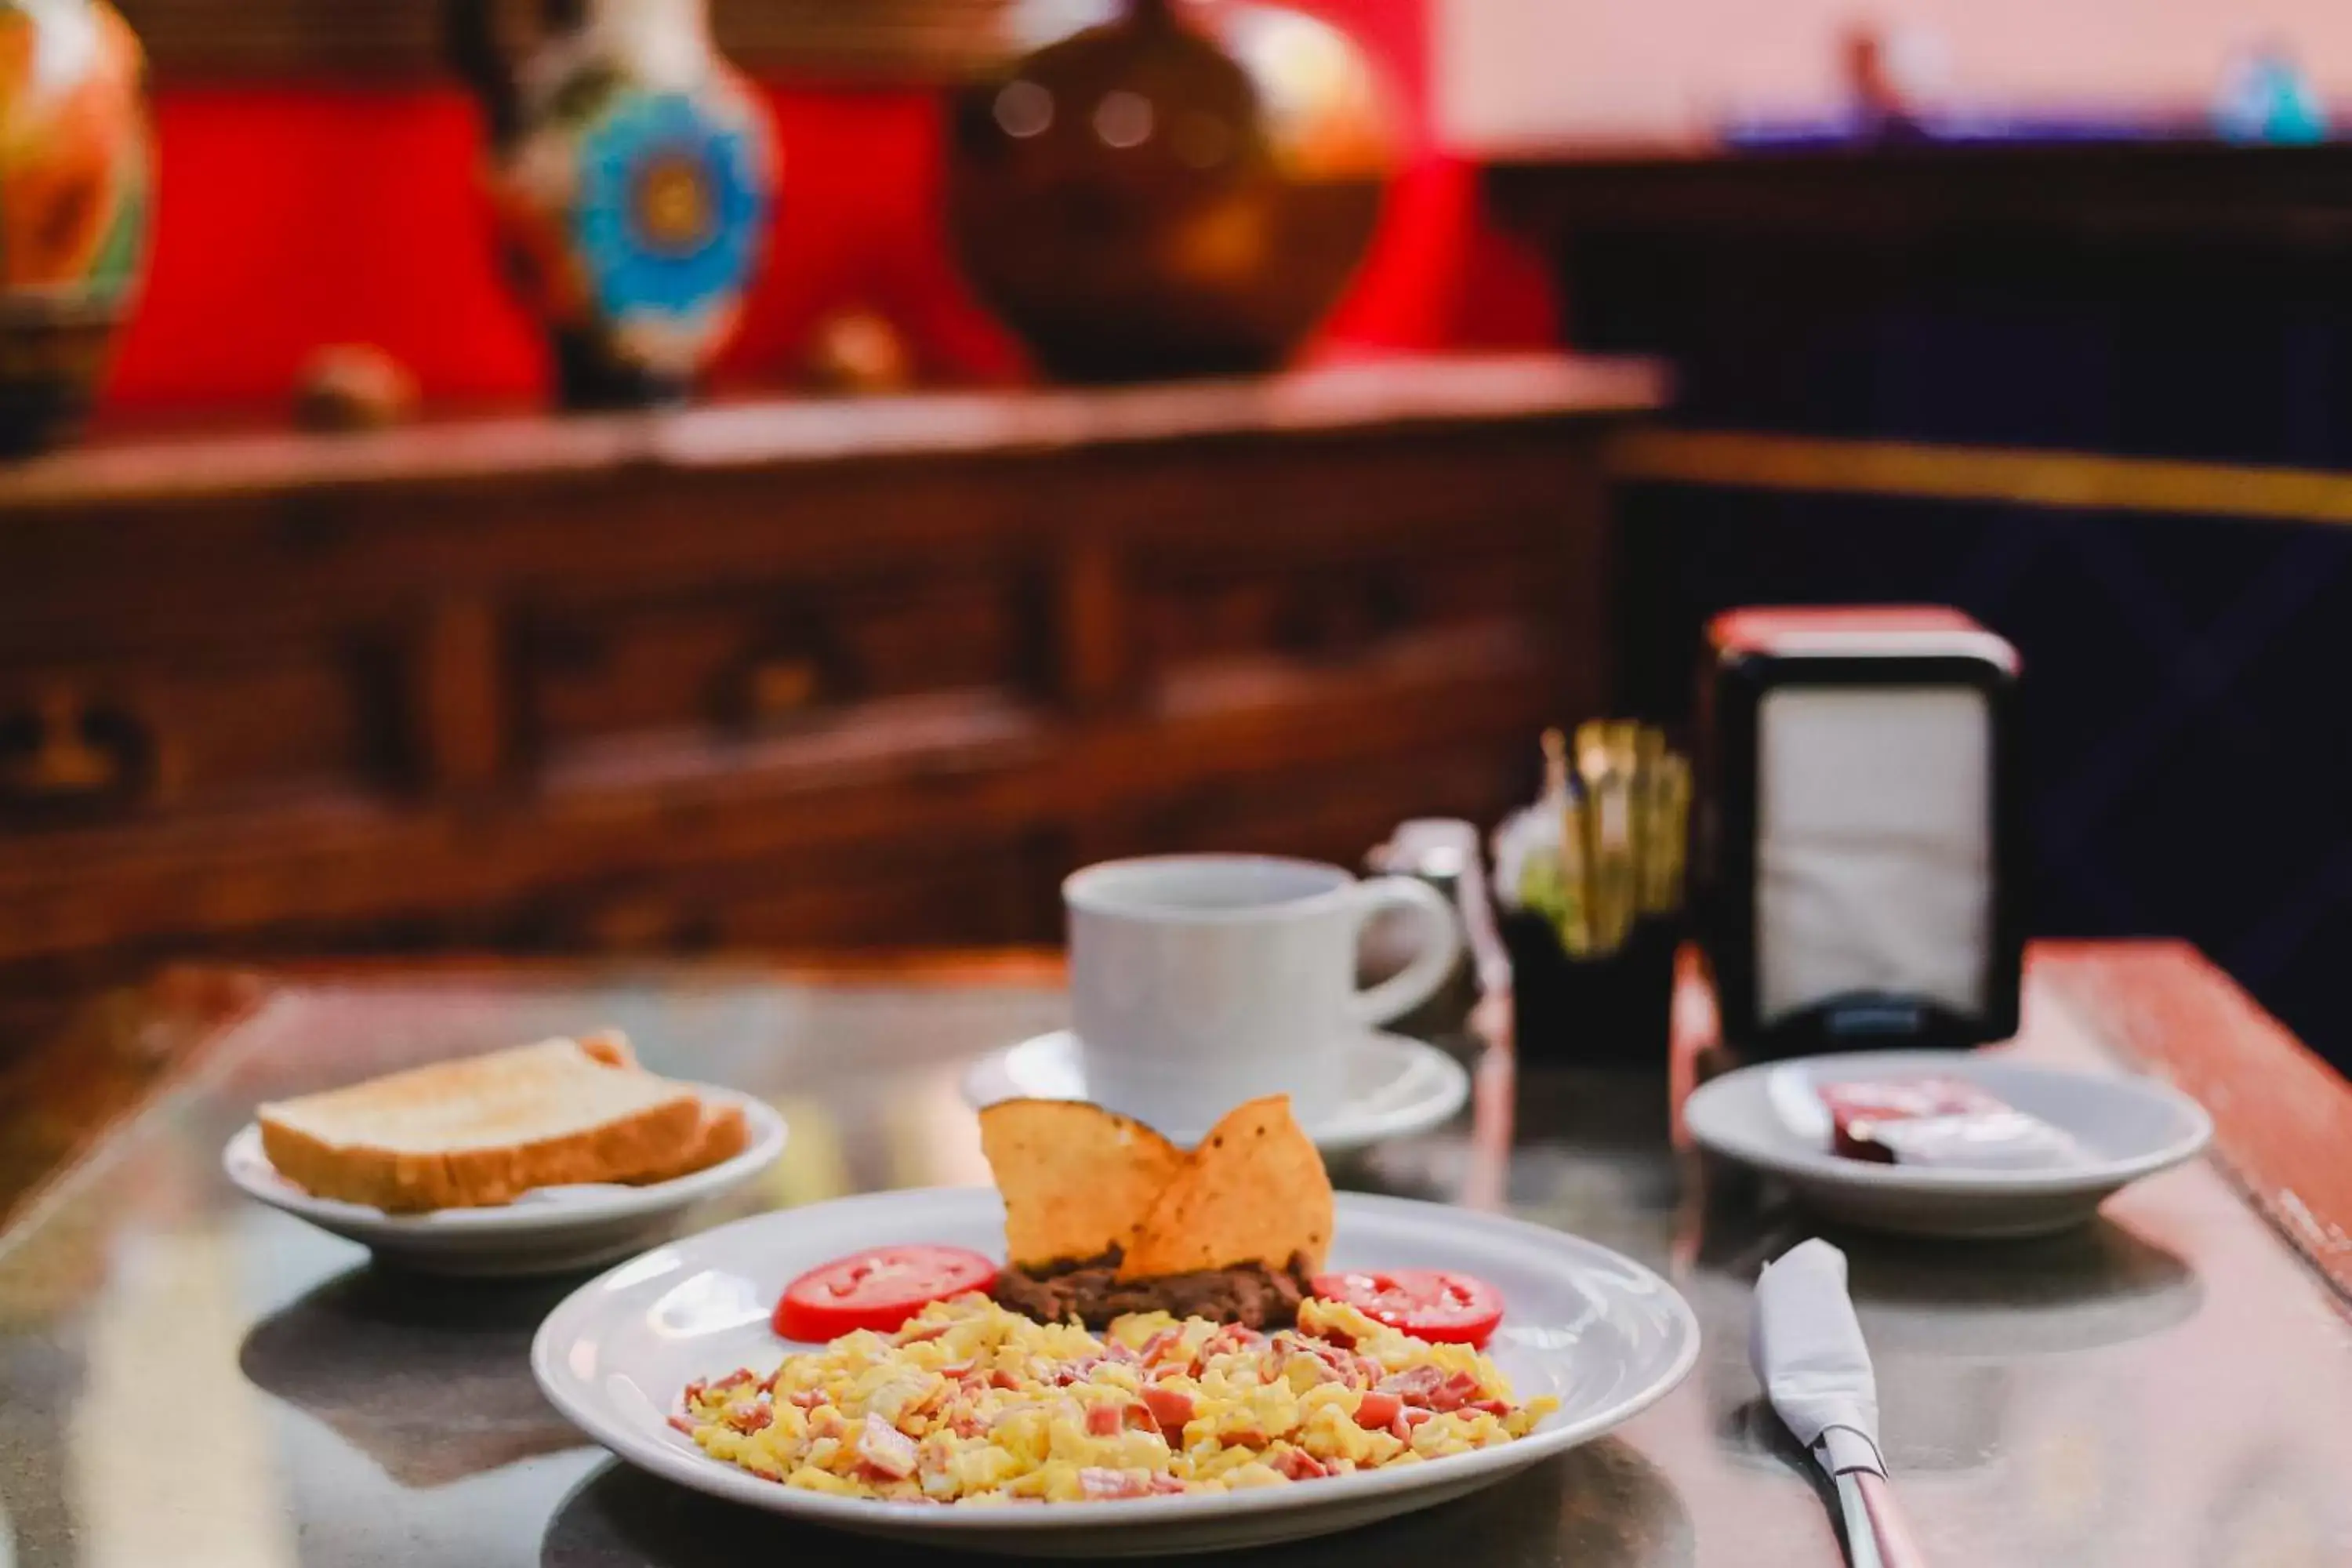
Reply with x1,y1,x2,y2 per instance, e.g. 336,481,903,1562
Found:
1750,1238,1887,1478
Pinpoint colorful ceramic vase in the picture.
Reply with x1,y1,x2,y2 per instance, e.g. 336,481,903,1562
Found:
947,0,1398,383
448,0,776,408
0,0,149,454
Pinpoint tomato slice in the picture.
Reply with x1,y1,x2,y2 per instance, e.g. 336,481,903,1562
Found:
772,1245,1000,1341
1310,1269,1504,1346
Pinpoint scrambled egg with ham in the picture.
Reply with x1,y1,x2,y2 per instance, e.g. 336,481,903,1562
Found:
678,1294,1557,1503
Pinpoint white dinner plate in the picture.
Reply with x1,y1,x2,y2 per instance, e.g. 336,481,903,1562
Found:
531,1187,1699,1558
1683,1051,2212,1239
960,1029,1471,1153
223,1087,786,1277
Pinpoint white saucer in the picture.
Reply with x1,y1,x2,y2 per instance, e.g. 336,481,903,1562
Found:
223,1087,787,1277
1683,1051,2212,1239
532,1187,1699,1557
960,1029,1471,1153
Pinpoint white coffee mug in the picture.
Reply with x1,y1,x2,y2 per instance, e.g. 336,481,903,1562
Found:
1065,854,1463,1132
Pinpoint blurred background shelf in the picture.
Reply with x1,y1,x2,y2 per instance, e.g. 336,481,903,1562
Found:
114,0,1020,83
1488,141,2352,243
0,354,1662,1048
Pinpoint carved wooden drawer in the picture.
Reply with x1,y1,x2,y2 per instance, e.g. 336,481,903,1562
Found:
1131,543,1555,676
506,836,1053,953
517,571,1033,761
0,641,397,829
1101,746,1534,873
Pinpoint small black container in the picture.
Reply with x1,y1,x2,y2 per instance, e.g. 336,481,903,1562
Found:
1501,910,1680,1066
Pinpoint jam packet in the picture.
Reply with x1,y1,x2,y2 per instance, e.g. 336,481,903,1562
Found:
1814,1076,2087,1171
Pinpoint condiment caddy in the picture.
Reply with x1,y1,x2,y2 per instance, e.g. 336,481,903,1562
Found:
1490,722,1692,1066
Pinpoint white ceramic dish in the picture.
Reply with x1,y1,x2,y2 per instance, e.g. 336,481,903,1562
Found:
223,1087,786,1276
1683,1051,2212,1239
532,1187,1699,1558
960,1029,1470,1153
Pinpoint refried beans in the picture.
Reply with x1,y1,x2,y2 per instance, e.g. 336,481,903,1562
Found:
992,1247,1312,1330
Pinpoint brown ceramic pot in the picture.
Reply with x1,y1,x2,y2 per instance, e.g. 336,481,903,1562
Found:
947,0,1398,383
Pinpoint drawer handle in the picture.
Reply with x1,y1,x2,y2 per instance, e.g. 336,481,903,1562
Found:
582,895,718,953
0,687,147,806
731,653,826,728
1280,570,1414,659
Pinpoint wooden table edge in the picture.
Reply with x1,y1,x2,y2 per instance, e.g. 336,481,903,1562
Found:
0,965,274,1236
0,948,1069,1233
2033,939,2352,1308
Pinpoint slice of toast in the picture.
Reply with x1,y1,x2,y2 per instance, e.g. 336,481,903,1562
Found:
256,1033,730,1212
575,1032,753,1184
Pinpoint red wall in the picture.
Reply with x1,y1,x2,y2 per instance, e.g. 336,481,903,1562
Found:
103,1,1555,412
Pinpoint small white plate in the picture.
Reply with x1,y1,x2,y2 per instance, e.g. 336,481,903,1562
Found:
960,1030,1471,1152
1684,1051,2212,1239
223,1087,787,1277
532,1187,1699,1559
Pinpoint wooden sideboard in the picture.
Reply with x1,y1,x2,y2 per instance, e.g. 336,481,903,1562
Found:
0,356,1662,1044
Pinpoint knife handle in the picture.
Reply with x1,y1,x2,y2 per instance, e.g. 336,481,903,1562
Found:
1853,1471,1930,1568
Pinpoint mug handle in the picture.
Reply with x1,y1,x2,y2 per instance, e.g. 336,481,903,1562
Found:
1349,877,1465,1028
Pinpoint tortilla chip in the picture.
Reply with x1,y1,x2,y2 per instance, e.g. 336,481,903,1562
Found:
979,1098,1186,1269
1118,1095,1334,1279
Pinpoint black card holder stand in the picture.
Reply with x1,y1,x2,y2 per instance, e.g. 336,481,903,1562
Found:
1501,909,1680,1067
